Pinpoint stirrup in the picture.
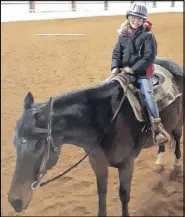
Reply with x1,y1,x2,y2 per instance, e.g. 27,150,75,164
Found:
149,116,171,145
152,126,171,145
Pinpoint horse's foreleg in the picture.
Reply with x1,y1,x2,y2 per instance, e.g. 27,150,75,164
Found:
156,144,165,166
88,150,108,217
118,160,134,217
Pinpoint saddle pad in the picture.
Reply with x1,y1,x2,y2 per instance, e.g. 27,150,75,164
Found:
111,64,182,122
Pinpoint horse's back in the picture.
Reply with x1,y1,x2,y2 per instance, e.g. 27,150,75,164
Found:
154,57,184,95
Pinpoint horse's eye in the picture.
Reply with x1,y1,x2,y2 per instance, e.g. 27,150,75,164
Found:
21,138,27,144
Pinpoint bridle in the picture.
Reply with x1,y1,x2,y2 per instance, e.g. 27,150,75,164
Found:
31,98,59,190
31,74,130,190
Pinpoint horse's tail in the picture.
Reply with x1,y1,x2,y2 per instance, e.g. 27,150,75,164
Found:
154,57,184,124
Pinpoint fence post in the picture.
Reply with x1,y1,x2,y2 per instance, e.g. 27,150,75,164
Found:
104,1,108,10
72,1,76,11
171,1,175,7
29,0,35,12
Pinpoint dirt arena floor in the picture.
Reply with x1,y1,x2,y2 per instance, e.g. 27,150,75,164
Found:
1,12,183,216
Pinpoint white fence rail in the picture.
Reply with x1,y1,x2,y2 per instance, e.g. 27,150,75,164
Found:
1,1,183,23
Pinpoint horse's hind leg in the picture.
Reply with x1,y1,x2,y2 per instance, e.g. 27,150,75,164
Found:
88,149,108,216
170,125,182,170
118,160,134,217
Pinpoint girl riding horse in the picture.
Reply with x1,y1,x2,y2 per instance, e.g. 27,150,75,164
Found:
111,2,170,145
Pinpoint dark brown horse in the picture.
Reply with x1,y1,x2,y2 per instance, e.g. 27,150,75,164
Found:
8,57,183,216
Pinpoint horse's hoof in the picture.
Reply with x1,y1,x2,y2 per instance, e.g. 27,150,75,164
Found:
174,159,182,168
155,153,165,165
98,212,107,216
170,169,178,181
153,164,165,173
170,164,182,181
170,159,182,171
152,181,164,192
122,213,130,217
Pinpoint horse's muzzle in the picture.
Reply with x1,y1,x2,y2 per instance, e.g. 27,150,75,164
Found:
9,198,23,213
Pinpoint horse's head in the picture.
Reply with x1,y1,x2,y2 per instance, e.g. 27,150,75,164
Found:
8,92,61,213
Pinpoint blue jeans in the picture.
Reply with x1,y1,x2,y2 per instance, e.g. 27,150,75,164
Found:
137,77,159,118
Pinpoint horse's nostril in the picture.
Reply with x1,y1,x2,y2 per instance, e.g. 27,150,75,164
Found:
11,199,23,213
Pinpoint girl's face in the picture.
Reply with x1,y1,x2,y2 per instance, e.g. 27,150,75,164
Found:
129,15,144,29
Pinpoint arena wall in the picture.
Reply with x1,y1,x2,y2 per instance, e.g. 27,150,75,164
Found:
1,1,183,22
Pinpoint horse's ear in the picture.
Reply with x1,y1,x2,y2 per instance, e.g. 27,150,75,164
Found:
24,92,34,110
43,97,53,115
36,97,53,123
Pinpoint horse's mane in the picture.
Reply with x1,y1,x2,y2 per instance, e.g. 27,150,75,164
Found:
53,81,120,108
32,80,120,111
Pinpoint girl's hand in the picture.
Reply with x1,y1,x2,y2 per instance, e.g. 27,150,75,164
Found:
123,67,134,74
111,68,120,75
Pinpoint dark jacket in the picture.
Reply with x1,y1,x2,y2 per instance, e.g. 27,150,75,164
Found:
111,25,157,76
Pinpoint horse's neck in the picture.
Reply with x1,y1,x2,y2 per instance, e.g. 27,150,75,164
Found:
52,81,122,147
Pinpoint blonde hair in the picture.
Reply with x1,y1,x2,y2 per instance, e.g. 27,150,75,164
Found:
117,20,134,35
